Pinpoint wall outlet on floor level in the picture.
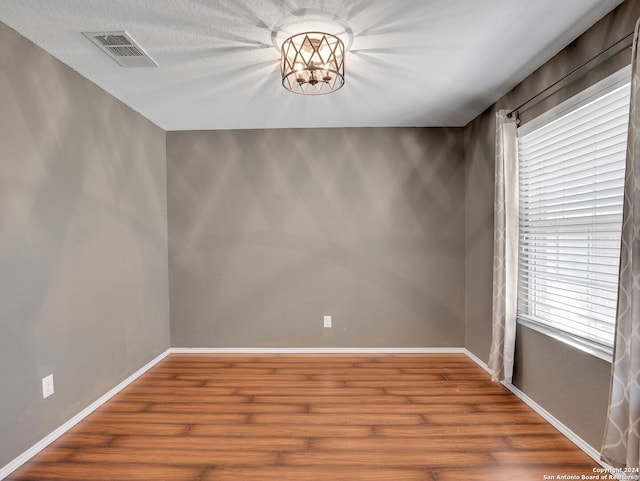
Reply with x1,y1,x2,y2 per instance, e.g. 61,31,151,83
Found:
42,374,54,399
324,315,332,328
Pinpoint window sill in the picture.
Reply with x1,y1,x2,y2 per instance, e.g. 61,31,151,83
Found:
517,317,613,363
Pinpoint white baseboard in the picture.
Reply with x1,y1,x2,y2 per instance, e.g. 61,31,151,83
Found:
462,349,612,470
0,348,171,481
171,347,466,354
463,349,492,374
501,381,610,468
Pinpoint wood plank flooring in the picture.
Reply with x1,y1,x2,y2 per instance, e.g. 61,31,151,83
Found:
7,354,601,481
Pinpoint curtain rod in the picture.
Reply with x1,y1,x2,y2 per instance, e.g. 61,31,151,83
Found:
507,30,634,118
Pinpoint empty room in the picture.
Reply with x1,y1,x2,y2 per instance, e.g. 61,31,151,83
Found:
2,1,640,479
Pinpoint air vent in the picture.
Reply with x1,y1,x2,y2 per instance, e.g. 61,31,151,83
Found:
83,31,158,67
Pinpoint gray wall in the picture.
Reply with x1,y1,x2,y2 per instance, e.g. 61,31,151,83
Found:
464,0,640,449
0,23,170,467
167,128,465,348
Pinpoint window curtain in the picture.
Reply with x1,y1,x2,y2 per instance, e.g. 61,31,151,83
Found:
602,18,640,469
488,110,519,383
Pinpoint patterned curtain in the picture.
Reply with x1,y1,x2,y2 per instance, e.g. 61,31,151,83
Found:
602,18,640,469
488,110,519,383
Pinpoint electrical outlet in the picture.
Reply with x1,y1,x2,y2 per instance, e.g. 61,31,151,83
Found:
42,374,54,399
324,315,332,328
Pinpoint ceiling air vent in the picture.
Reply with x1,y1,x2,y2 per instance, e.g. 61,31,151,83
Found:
82,31,158,67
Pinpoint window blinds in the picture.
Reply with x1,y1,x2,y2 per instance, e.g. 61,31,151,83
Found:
517,77,630,354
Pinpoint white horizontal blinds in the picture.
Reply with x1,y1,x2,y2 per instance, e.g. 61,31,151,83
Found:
517,80,630,351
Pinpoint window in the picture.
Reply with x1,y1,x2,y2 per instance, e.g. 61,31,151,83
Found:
516,66,631,361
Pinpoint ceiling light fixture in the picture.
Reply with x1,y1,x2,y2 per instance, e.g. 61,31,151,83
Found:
281,31,345,95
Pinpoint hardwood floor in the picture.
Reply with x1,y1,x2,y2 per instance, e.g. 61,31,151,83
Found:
7,354,600,481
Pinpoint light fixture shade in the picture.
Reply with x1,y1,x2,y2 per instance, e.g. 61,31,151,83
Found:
281,32,345,95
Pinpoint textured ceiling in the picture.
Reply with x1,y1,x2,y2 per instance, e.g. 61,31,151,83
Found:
0,0,623,130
